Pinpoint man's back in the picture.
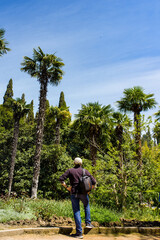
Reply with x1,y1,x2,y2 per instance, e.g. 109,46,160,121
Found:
59,165,96,194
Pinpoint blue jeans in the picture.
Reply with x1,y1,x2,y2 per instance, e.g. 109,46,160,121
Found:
71,194,91,234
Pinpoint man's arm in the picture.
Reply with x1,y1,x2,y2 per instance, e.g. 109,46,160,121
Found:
61,181,72,192
59,169,72,192
92,184,95,189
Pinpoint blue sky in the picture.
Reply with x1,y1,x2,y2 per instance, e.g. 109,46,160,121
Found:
1,0,160,121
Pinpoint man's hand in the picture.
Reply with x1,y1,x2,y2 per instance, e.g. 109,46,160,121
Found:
61,182,72,192
61,182,67,188
66,186,72,192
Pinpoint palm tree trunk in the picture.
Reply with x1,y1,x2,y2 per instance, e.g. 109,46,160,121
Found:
55,117,60,144
89,128,97,167
31,80,47,199
8,118,20,198
115,124,127,209
134,111,143,204
113,183,119,207
122,173,127,210
134,112,142,167
115,124,124,177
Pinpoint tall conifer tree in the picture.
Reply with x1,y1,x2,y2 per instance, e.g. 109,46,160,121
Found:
27,100,34,124
21,93,25,103
58,91,67,108
55,91,71,145
3,79,13,104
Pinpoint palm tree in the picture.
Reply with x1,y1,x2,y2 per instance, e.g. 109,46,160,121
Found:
44,105,71,145
0,28,10,57
153,122,160,145
155,107,160,122
153,107,160,145
113,112,131,163
54,106,71,145
112,112,132,210
8,98,30,197
75,102,113,167
117,86,156,167
21,47,64,198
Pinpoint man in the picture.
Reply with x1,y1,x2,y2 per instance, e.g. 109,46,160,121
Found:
59,157,96,239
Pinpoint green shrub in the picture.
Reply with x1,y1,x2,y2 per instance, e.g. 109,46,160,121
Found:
0,198,160,224
0,209,36,222
122,205,160,221
28,199,73,220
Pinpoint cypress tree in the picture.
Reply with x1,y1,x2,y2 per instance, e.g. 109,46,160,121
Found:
45,99,50,112
3,79,13,104
27,100,34,124
55,92,71,144
55,92,66,144
58,91,67,109
21,93,25,103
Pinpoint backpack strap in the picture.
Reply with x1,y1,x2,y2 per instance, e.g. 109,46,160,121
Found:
82,168,85,176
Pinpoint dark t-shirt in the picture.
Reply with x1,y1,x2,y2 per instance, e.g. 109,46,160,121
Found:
59,165,96,194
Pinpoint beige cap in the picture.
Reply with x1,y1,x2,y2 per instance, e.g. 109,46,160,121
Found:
74,157,82,165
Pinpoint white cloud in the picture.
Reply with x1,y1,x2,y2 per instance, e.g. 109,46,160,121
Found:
64,57,160,98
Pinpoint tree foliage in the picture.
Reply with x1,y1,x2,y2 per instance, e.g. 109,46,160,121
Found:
0,73,160,210
3,79,13,105
8,98,31,197
0,28,10,57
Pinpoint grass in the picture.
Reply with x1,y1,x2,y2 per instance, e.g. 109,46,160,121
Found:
0,198,159,224
0,209,36,222
122,206,160,221
0,198,36,222
0,198,119,224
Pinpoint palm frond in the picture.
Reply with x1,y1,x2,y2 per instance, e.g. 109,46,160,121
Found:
117,86,156,113
21,47,64,85
0,28,11,56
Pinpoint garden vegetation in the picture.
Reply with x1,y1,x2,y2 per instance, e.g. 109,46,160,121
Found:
0,28,160,224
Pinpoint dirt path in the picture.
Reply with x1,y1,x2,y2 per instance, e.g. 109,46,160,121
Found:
1,234,160,240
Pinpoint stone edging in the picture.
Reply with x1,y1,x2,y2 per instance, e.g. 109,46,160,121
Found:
0,227,160,237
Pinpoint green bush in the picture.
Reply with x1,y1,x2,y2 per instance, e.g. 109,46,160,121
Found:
0,198,160,224
0,199,36,223
122,205,160,221
0,209,36,223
